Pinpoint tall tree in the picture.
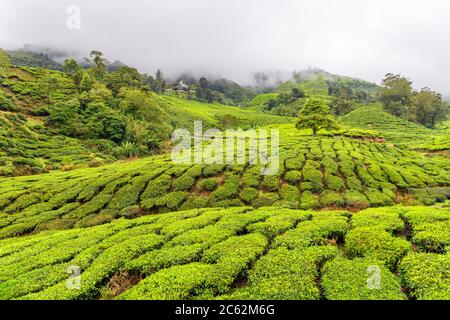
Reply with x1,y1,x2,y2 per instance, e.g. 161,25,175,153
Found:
154,69,166,94
379,73,414,119
413,88,448,127
296,98,339,135
63,59,79,75
199,77,209,89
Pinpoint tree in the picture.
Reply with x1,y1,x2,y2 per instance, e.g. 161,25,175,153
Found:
85,50,109,79
63,59,78,75
329,97,357,116
296,98,339,135
291,87,305,100
379,74,414,119
154,69,166,94
80,73,94,92
413,88,448,127
0,48,11,68
199,77,209,89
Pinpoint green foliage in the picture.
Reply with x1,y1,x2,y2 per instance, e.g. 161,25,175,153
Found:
0,49,11,68
399,252,450,300
296,98,339,135
0,206,449,300
322,257,405,300
345,227,410,268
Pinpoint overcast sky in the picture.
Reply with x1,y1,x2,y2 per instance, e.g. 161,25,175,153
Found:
1,0,449,93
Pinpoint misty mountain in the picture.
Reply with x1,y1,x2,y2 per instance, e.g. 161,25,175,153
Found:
6,50,62,70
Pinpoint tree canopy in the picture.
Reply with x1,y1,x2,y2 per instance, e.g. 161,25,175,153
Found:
296,98,339,135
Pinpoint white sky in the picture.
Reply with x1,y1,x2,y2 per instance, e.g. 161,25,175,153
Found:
1,0,449,93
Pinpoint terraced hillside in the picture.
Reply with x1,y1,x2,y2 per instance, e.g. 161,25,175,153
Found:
341,105,450,151
0,206,448,300
1,127,449,238
0,112,113,176
153,94,291,130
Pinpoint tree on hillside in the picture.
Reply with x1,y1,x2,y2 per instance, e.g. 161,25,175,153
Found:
84,50,109,79
379,74,414,119
154,69,166,94
329,97,357,116
291,87,305,100
0,48,11,68
199,77,209,89
63,59,79,75
80,73,94,92
296,98,339,135
413,88,448,127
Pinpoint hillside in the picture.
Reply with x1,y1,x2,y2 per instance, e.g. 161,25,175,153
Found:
341,105,450,151
1,124,449,238
276,68,379,98
0,64,289,176
0,54,449,301
0,205,449,300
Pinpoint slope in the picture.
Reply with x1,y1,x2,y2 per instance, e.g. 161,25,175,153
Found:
341,105,450,151
0,206,448,300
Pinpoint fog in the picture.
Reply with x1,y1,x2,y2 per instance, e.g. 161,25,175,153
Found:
1,0,450,93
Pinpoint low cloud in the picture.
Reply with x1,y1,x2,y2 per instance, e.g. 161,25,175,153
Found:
1,0,449,93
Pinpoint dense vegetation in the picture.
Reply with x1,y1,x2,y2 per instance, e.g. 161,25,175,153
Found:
0,48,449,300
0,206,448,300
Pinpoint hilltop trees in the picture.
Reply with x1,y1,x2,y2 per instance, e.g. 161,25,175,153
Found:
379,74,414,119
62,58,79,75
380,74,448,127
413,88,448,128
0,48,11,67
296,98,339,135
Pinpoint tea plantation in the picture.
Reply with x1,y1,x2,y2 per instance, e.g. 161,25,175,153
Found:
0,60,449,301
0,206,448,300
1,128,449,239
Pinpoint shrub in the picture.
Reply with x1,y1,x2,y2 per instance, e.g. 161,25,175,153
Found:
253,192,279,208
324,173,344,192
239,187,258,204
154,191,188,211
345,227,410,269
320,191,345,207
173,175,196,192
322,257,405,300
274,213,348,249
246,211,309,238
125,244,205,275
285,157,304,170
280,185,299,207
412,221,450,253
302,165,322,193
299,191,320,210
399,252,450,300
228,246,338,300
364,189,394,207
208,174,240,205
346,176,363,191
261,175,280,192
352,208,404,233
197,178,218,192
344,191,369,208
285,170,302,185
